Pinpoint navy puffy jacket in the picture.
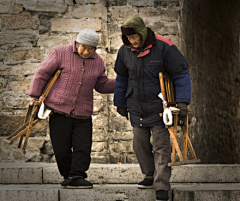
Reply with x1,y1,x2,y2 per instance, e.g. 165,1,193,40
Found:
114,35,191,127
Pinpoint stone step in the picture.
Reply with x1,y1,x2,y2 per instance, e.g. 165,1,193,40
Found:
1,183,240,201
1,163,240,184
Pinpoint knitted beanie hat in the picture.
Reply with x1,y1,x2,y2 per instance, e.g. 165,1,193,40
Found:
76,29,99,47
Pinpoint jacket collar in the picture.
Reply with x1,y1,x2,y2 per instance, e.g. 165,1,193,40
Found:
127,44,152,58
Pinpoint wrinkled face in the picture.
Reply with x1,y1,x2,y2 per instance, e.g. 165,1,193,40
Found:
77,43,95,59
126,33,141,48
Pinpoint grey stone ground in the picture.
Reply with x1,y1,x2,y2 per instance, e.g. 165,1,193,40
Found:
0,163,240,200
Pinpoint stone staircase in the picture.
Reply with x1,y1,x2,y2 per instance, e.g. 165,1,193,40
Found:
0,163,240,201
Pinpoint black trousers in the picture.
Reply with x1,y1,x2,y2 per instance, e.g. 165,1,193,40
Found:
49,113,92,179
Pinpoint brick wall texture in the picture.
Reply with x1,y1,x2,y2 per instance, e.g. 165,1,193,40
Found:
0,0,239,164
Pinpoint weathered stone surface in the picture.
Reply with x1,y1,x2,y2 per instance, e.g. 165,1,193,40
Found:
0,184,59,201
10,63,39,77
51,18,102,33
15,0,68,13
9,81,31,94
92,142,108,152
2,13,38,30
0,165,42,184
92,131,108,142
0,30,37,47
109,36,123,51
108,6,138,22
0,114,48,137
111,131,133,141
9,48,42,61
75,0,101,4
37,35,75,55
0,137,45,162
172,183,240,201
72,3,103,18
3,163,240,184
1,91,29,109
107,0,127,6
171,164,240,183
9,4,24,14
1,183,240,201
138,7,180,21
108,116,132,132
43,165,62,184
43,140,54,155
91,152,110,163
109,141,133,153
145,20,179,35
60,185,156,201
154,0,180,7
0,77,7,91
92,114,109,130
126,153,138,163
128,0,154,6
0,49,6,61
0,0,12,13
93,99,104,113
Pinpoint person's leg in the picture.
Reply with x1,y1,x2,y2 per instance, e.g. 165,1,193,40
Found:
69,118,92,178
49,113,72,179
133,127,155,180
66,118,93,189
152,126,171,191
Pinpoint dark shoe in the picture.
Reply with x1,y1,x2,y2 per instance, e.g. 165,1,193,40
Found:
61,178,70,188
138,178,153,189
67,176,93,189
156,190,169,201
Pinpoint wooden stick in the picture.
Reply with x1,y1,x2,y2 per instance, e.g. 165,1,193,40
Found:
168,128,183,161
183,114,189,160
159,73,167,110
187,136,197,159
5,70,61,151
171,114,178,163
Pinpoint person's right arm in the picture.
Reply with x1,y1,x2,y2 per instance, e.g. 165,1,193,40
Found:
113,46,129,108
28,48,59,104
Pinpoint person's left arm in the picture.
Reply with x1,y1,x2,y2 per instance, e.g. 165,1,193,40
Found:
164,45,191,105
95,60,116,93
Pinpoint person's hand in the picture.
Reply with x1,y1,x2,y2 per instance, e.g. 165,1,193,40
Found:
177,102,188,125
29,97,38,106
117,107,129,120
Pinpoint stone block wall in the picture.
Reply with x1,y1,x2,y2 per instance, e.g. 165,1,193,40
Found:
0,0,183,163
0,0,240,164
180,0,240,163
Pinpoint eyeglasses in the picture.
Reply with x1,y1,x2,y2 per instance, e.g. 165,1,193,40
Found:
79,44,95,52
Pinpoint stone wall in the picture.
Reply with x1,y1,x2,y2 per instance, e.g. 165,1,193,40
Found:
180,0,240,163
0,0,240,164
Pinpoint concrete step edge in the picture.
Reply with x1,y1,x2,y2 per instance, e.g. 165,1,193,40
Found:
1,184,240,201
1,163,240,184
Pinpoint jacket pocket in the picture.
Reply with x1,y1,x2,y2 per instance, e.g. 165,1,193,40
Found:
126,86,133,98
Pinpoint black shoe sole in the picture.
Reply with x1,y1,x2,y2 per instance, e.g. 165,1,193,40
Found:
66,185,93,189
138,185,153,189
156,200,168,201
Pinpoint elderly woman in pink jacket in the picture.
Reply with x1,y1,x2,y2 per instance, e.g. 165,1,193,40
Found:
28,29,115,189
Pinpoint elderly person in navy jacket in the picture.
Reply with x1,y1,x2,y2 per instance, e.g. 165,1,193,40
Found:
29,29,115,189
114,16,191,201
